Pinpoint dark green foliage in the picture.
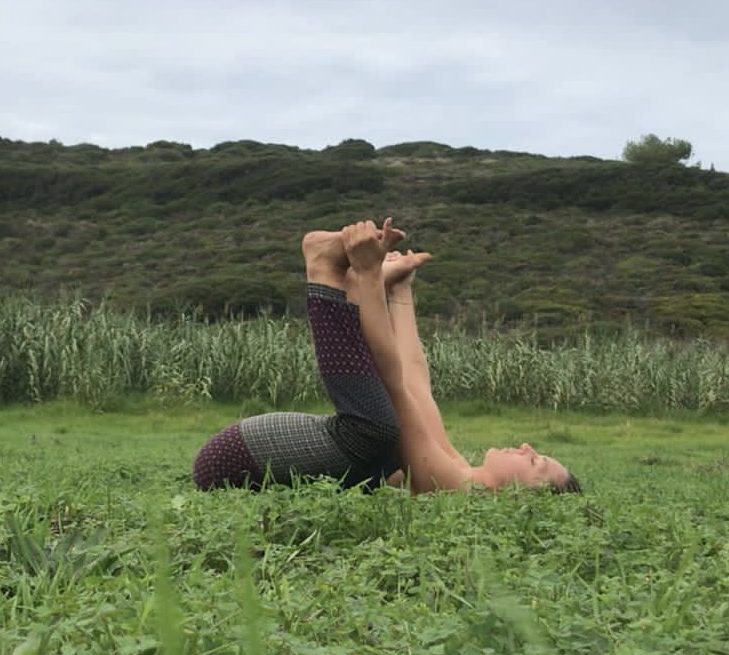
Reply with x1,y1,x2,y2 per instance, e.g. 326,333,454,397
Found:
323,138,376,160
445,162,729,217
151,275,289,317
377,141,460,158
0,148,383,209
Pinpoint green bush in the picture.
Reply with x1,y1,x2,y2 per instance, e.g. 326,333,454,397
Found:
323,139,376,160
446,163,729,218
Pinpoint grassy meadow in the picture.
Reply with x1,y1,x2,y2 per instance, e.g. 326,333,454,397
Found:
2,399,729,654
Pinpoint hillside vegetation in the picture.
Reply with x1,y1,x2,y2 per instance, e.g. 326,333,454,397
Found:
1,137,728,338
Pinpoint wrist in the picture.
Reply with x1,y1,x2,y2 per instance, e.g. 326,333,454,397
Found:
387,284,413,302
354,268,385,284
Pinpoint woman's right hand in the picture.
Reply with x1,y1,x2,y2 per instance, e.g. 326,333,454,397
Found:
342,220,389,274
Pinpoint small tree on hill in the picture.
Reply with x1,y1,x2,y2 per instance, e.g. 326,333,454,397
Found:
622,134,693,166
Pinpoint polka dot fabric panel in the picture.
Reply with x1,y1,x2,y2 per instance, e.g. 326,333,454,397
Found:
307,283,399,428
306,283,379,378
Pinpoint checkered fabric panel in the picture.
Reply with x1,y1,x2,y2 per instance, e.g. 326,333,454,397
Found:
193,412,400,490
306,282,348,304
325,413,399,464
340,448,402,492
242,412,353,484
192,422,262,490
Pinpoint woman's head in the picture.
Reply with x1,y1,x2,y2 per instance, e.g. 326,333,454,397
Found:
477,443,581,493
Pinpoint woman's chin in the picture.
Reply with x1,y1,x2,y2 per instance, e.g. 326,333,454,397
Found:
481,448,495,466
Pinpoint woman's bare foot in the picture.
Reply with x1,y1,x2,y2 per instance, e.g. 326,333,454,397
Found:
302,230,349,270
302,219,406,273
344,250,431,303
302,230,350,288
305,218,407,293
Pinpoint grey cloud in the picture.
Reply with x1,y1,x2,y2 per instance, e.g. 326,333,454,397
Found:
1,0,727,169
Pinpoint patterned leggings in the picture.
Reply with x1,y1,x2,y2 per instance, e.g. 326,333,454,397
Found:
192,283,400,490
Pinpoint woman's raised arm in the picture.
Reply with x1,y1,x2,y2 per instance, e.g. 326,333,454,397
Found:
343,221,472,493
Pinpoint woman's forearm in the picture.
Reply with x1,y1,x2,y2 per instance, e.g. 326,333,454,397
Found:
391,389,471,494
387,283,467,465
353,269,405,397
387,285,431,390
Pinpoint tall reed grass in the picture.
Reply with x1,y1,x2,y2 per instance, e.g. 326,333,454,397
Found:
1,296,727,412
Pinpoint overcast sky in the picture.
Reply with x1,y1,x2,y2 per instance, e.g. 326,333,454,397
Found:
2,0,727,170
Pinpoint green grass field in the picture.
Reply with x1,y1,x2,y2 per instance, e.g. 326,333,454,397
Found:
2,400,729,654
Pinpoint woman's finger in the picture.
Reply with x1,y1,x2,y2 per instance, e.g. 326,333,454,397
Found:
382,218,405,248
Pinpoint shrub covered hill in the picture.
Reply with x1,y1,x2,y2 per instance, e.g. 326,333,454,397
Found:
1,136,728,339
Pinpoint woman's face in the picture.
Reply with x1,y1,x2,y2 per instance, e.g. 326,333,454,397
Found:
481,443,568,489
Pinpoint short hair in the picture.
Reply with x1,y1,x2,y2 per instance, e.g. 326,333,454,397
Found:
551,472,582,495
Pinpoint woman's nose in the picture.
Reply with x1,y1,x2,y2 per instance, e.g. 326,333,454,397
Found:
520,442,534,453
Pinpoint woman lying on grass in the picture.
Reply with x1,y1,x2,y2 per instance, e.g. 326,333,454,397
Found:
193,219,580,494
